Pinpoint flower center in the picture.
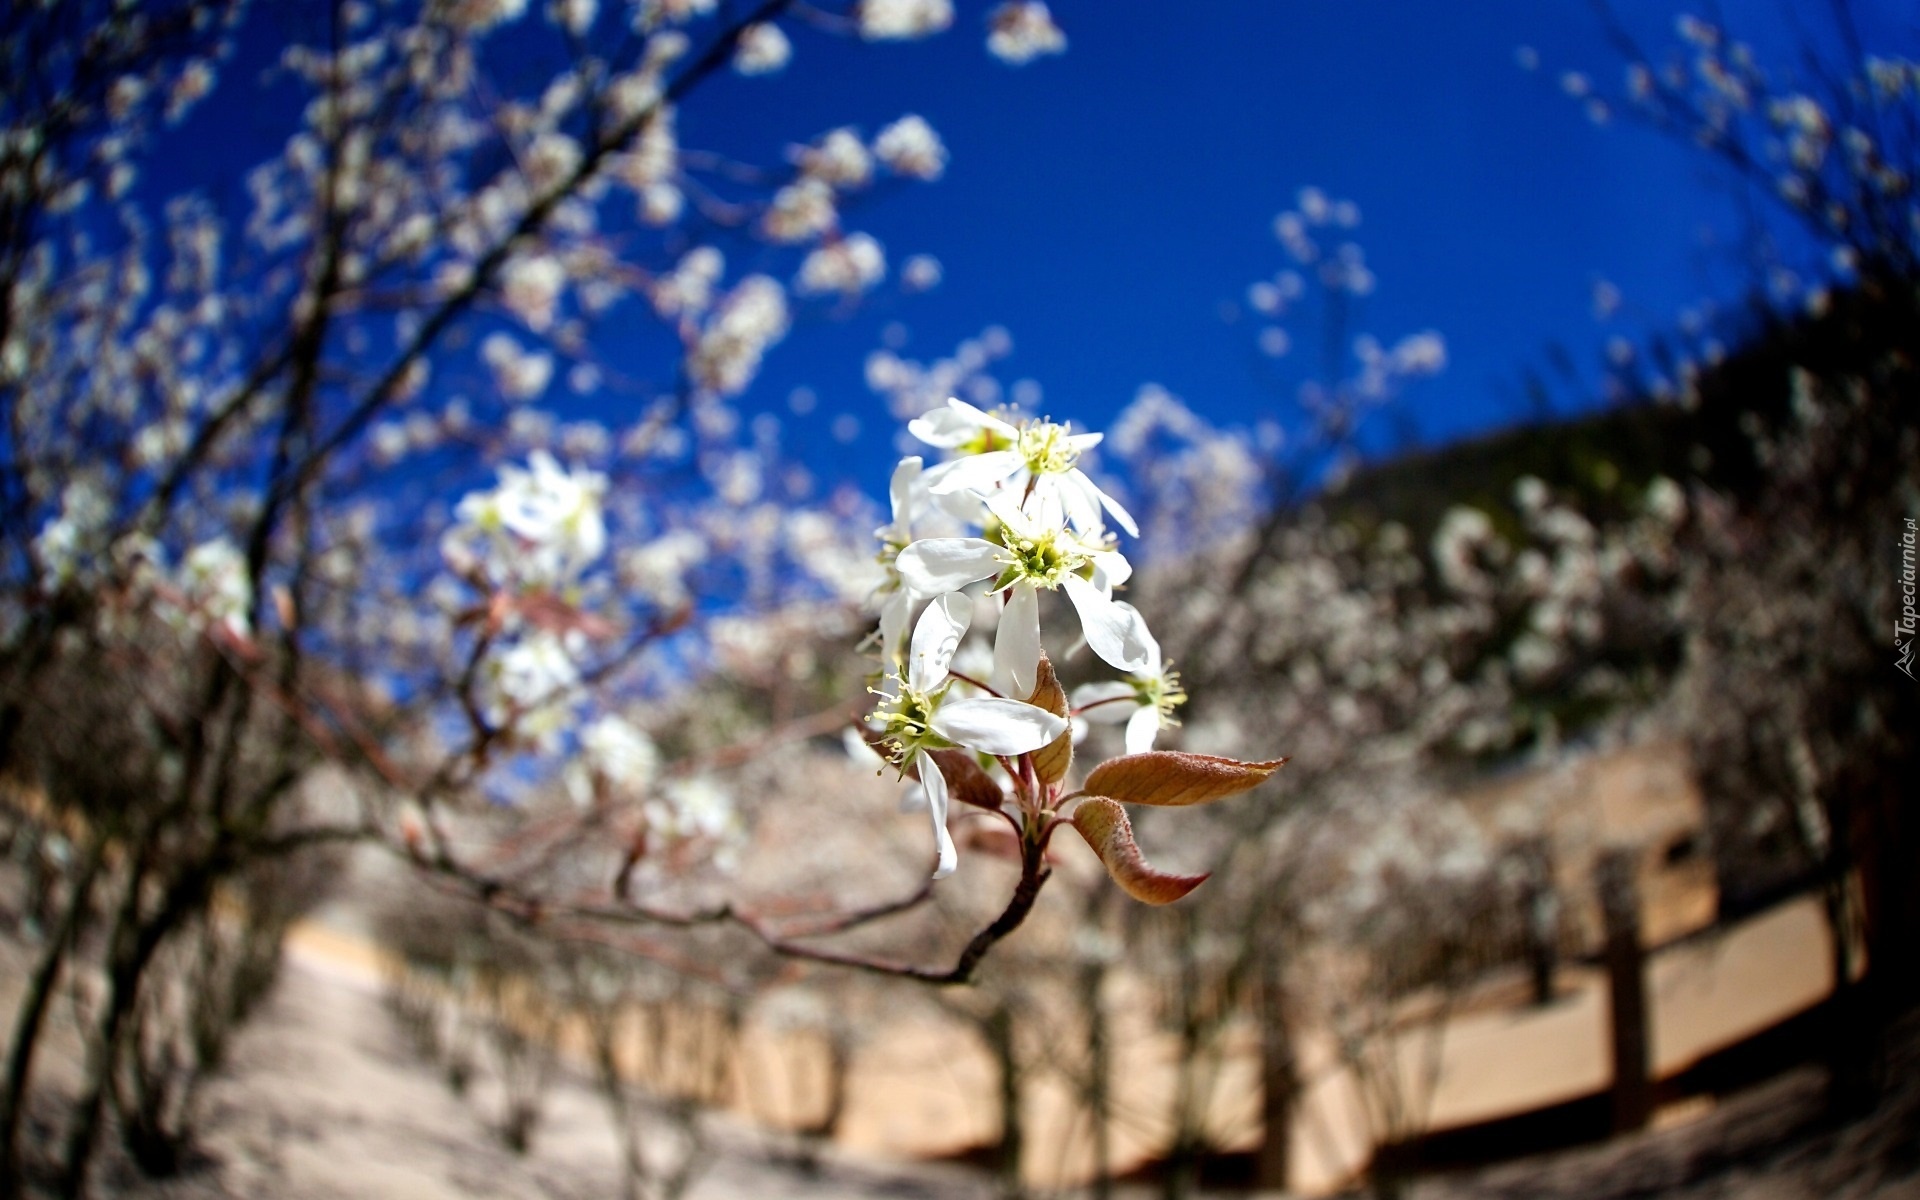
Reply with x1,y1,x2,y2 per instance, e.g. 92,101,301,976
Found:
868,680,953,766
1018,420,1078,476
1134,663,1187,722
992,522,1083,588
961,426,1015,456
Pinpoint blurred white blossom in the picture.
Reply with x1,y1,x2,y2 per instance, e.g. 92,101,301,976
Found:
858,0,952,40
873,114,947,180
987,2,1066,65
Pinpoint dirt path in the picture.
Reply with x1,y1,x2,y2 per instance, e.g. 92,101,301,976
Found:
12,932,1917,1200
101,952,997,1200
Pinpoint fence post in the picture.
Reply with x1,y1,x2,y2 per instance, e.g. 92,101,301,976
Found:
1597,848,1652,1134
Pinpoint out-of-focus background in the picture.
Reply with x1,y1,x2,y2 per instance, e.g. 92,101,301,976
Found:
1,1,1916,1198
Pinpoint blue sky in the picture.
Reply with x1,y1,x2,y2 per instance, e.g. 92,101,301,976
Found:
686,0,1912,495
175,1,1914,504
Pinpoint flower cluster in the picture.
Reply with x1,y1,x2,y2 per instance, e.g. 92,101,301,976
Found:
439,452,612,750
441,451,607,595
863,399,1281,892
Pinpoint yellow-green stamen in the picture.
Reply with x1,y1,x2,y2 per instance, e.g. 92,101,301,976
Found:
991,521,1081,589
867,680,954,769
1017,419,1078,476
1133,664,1187,724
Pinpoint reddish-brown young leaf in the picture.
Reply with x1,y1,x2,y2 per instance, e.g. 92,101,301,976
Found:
1081,752,1288,807
924,748,1009,812
1027,653,1073,787
1070,796,1208,905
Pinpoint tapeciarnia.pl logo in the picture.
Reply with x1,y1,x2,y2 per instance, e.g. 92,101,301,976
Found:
1898,517,1917,680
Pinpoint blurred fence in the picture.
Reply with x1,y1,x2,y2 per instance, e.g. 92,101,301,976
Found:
298,869,1845,1196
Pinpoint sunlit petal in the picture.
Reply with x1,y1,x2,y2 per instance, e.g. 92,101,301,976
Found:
909,591,971,691
1055,472,1101,534
992,581,1041,698
1072,467,1140,538
918,752,957,879
888,455,924,529
1125,703,1162,754
895,538,1000,595
1112,600,1160,673
1090,550,1133,592
1062,574,1154,673
924,450,1023,496
878,588,909,669
932,696,1068,755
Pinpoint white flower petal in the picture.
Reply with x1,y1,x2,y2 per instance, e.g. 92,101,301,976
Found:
908,398,1016,449
895,538,1000,596
992,581,1041,699
1055,472,1102,535
932,696,1067,755
1124,703,1161,755
949,397,1020,435
918,752,957,879
1062,573,1154,674
909,591,971,692
1071,680,1136,723
1073,467,1140,538
906,410,967,448
1112,600,1160,673
1090,549,1133,592
931,486,990,526
887,455,924,531
877,587,910,668
924,450,1023,496
1026,480,1068,532
984,490,1043,540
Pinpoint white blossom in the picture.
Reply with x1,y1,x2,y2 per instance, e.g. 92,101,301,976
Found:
798,128,872,189
857,0,952,40
894,495,1152,694
987,2,1066,65
648,775,741,842
482,332,555,401
761,177,837,243
910,397,1138,537
869,593,1065,877
873,115,947,180
448,0,530,33
501,255,566,331
443,451,607,590
651,245,723,318
480,631,582,751
1071,605,1184,754
734,22,792,74
177,538,253,640
688,275,789,396
796,233,885,295
901,253,943,291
